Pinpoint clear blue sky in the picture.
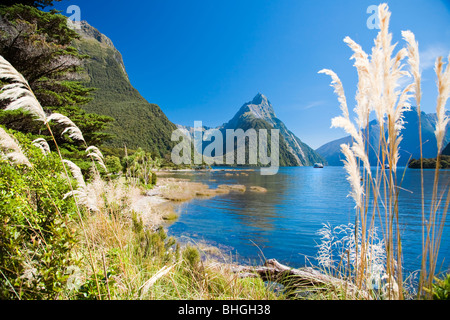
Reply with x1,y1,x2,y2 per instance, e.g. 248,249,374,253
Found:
50,0,450,149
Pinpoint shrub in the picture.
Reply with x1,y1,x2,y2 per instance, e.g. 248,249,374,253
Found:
0,130,80,299
428,274,450,300
105,155,122,175
182,245,201,269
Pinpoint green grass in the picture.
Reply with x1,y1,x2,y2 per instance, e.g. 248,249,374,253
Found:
62,181,283,300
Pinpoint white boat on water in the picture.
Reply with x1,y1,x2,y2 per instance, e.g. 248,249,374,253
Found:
313,163,324,168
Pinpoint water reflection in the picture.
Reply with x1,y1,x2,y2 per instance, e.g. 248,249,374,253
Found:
165,167,450,271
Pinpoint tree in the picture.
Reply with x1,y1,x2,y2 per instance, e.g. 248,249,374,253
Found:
123,148,158,188
0,4,113,155
0,4,87,108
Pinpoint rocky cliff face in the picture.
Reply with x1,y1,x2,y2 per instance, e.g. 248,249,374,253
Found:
76,21,128,80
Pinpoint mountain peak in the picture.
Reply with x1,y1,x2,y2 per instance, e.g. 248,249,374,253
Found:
73,20,129,80
74,21,116,48
245,93,276,122
221,94,325,166
251,93,268,105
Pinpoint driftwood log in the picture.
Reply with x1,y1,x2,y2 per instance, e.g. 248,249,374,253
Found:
229,259,370,299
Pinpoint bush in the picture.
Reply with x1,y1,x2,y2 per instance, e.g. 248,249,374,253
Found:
0,131,80,299
105,155,122,175
151,171,157,186
131,212,176,263
429,274,450,300
182,246,201,269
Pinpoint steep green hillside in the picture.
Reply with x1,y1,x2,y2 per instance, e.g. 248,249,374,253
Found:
73,22,177,158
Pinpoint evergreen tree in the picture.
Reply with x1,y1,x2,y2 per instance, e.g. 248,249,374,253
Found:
0,4,113,167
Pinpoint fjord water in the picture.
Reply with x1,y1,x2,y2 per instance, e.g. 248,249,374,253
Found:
167,167,450,273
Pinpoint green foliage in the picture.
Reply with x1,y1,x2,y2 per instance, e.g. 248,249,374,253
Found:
131,212,176,264
428,274,450,300
0,130,80,299
182,245,201,270
0,4,84,102
123,148,159,189
0,4,114,165
74,34,177,159
408,156,450,169
151,171,157,185
105,155,122,174
75,249,120,300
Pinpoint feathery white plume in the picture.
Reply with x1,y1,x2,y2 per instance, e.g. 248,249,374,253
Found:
85,146,104,160
63,159,86,190
0,56,47,122
62,159,98,212
321,69,372,176
47,113,85,142
341,144,364,209
344,36,372,129
318,69,349,119
32,138,51,155
61,126,85,142
402,30,421,106
0,55,28,84
0,127,31,166
85,145,107,171
434,55,450,154
86,152,107,172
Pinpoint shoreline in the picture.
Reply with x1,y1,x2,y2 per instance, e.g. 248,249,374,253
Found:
131,170,268,261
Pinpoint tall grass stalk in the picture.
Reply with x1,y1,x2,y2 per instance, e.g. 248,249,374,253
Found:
0,54,103,299
319,3,449,299
421,55,450,297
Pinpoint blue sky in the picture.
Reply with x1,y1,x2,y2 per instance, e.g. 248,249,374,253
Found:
51,0,450,149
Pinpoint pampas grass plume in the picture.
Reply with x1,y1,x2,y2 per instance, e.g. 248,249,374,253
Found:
0,56,47,122
47,113,85,143
341,144,363,209
0,127,31,166
434,55,450,153
32,138,51,155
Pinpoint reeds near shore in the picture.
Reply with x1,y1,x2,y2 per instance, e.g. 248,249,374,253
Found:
319,3,449,299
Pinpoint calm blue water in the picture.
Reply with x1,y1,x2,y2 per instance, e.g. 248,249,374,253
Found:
166,167,450,273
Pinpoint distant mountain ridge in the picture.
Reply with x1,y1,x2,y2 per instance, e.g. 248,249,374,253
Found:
444,142,450,156
316,107,450,166
180,93,326,167
72,22,325,166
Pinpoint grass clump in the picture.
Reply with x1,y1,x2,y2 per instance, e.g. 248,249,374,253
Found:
318,3,449,299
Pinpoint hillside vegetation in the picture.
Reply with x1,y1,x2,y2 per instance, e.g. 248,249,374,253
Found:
74,23,177,159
